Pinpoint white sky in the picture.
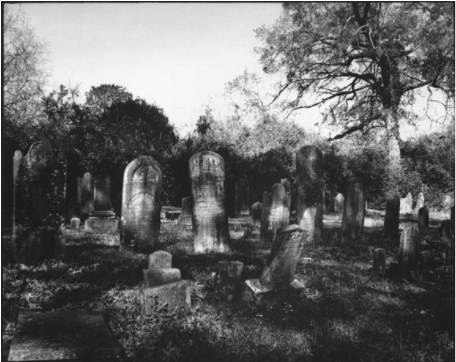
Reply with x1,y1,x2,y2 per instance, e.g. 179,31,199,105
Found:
11,2,284,135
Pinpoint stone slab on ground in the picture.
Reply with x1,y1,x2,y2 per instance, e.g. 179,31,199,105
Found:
84,218,119,234
8,311,121,361
139,280,191,315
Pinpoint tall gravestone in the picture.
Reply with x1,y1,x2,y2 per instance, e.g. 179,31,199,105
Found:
14,142,66,264
12,150,23,237
189,151,230,253
260,192,271,244
418,206,429,235
341,178,366,242
179,196,193,226
234,178,250,217
296,146,324,244
251,202,262,227
399,221,420,273
78,172,94,219
384,195,400,238
267,183,290,244
121,156,162,253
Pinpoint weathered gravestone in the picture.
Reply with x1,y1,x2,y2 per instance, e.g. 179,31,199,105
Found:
84,169,118,233
373,248,386,275
399,221,421,273
189,151,230,253
234,178,250,217
418,206,429,235
296,146,324,244
341,178,366,242
400,192,413,215
14,142,66,264
8,311,121,362
214,261,244,302
78,172,94,220
70,217,80,230
140,251,191,315
384,195,400,238
334,193,344,216
260,192,271,244
243,225,308,299
267,183,290,244
179,196,193,226
414,192,424,214
12,150,23,237
251,201,262,227
121,156,162,253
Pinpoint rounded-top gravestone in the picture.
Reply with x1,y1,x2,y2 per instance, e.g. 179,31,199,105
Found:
189,151,230,253
295,146,324,244
121,156,162,253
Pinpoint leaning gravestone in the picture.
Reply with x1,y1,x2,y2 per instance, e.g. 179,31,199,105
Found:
85,169,118,233
399,221,420,273
267,183,290,244
260,192,271,244
251,201,262,227
189,151,230,253
179,196,193,226
418,206,429,235
14,142,66,264
214,261,244,302
384,195,400,238
121,156,162,253
296,146,324,244
78,172,94,219
8,311,121,362
234,178,250,217
140,251,191,314
414,192,424,214
341,178,366,242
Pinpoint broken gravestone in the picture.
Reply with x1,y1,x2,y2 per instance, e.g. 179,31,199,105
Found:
214,261,244,302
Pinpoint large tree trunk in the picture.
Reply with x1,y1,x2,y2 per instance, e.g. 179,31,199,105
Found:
384,107,402,197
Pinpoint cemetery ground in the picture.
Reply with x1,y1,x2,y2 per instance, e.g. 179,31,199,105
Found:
2,217,454,362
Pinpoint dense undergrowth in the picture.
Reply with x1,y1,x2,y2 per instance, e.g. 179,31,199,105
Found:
2,221,454,362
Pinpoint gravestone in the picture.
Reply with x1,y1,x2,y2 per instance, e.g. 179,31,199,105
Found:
267,183,290,244
8,311,121,362
341,178,366,242
84,169,118,233
214,261,244,302
399,222,420,273
140,251,191,314
420,250,434,270
400,192,413,215
334,193,344,215
414,192,424,214
12,150,23,237
418,206,429,235
14,142,65,264
251,201,262,226
260,192,271,244
189,151,230,253
78,172,93,219
296,146,324,244
179,196,193,226
70,217,80,230
121,156,162,253
234,178,250,217
373,248,386,275
384,195,400,238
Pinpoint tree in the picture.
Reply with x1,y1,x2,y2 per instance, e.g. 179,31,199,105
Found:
256,2,454,197
3,5,49,139
85,84,132,117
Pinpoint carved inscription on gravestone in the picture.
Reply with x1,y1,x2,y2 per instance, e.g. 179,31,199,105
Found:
122,156,162,253
189,151,230,253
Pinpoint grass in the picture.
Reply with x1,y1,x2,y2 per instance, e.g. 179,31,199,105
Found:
2,220,454,362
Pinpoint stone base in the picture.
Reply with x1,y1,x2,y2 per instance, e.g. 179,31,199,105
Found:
8,311,121,362
90,210,116,218
140,280,191,315
143,268,181,288
84,218,118,234
242,278,305,302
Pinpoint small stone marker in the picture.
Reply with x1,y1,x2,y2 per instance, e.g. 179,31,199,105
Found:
189,151,230,253
214,261,244,302
384,195,400,238
373,248,386,275
234,178,250,217
260,192,271,244
70,217,80,230
399,222,421,273
121,156,162,253
251,202,262,226
341,178,366,242
140,251,191,314
296,146,324,244
78,172,94,219
414,192,424,214
179,196,193,226
8,311,121,361
334,193,344,216
418,206,429,235
267,183,290,244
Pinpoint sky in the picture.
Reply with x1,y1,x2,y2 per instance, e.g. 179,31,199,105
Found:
11,2,284,135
